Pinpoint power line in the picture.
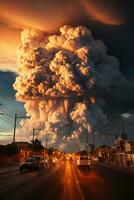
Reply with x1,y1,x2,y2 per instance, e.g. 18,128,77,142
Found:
0,78,26,116
0,117,13,126
0,113,14,125
0,96,21,115
3,115,14,124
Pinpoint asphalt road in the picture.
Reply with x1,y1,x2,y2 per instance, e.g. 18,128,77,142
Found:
0,160,134,200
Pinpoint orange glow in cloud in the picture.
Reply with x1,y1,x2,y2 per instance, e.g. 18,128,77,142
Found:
0,0,126,72
0,0,125,32
0,1,82,32
0,0,84,72
0,1,83,72
0,22,20,72
80,0,125,26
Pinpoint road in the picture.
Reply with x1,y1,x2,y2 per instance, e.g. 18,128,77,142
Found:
0,160,134,200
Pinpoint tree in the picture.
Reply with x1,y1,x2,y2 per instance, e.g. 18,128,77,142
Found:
32,139,44,152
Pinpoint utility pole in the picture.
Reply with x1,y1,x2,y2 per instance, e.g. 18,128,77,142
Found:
46,137,48,149
92,133,96,153
101,133,108,159
32,128,42,143
33,129,35,142
121,118,125,134
86,129,89,155
105,134,108,158
13,114,17,143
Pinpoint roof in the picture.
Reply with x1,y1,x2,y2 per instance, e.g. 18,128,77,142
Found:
14,142,31,148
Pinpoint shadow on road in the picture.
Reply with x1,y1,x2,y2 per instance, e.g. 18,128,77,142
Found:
78,167,92,176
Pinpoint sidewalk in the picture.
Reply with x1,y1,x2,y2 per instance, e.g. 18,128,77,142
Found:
0,165,19,175
95,161,134,174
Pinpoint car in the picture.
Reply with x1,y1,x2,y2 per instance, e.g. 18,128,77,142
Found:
45,157,56,166
69,156,73,162
19,158,38,171
33,155,45,168
62,156,67,161
77,156,91,168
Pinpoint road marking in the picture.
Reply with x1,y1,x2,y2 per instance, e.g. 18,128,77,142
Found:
71,164,85,200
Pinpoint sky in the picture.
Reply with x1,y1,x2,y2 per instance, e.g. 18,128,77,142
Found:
0,0,134,146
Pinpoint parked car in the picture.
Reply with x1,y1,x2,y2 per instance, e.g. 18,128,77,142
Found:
33,155,45,168
19,158,38,171
77,156,91,168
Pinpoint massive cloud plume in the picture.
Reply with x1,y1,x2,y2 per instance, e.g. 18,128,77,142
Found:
13,25,125,151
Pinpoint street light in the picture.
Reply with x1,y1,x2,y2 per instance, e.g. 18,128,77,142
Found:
120,113,133,139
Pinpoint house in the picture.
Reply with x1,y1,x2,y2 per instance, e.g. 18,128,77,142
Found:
14,142,32,163
95,145,115,161
125,141,134,165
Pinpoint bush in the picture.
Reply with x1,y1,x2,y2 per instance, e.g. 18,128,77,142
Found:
32,139,44,152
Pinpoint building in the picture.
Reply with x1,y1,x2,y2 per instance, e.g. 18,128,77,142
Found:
14,142,32,163
125,141,134,166
0,141,45,166
114,137,134,167
0,145,7,167
95,145,115,162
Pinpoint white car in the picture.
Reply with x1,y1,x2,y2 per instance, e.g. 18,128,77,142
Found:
77,156,91,168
